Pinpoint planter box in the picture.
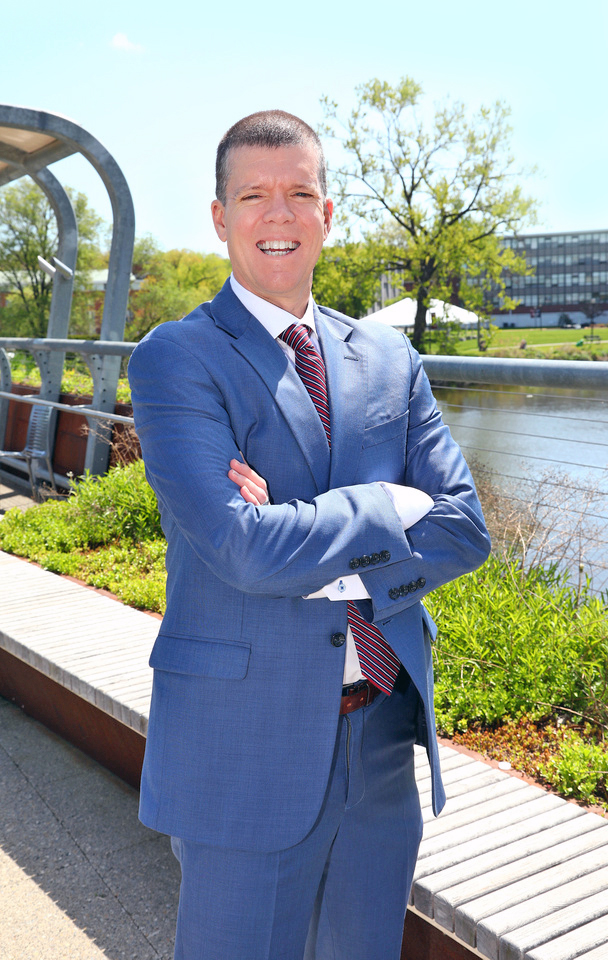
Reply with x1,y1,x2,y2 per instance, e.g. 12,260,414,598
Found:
2,384,139,480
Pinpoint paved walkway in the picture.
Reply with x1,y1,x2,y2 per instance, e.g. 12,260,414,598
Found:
0,476,34,515
0,696,179,960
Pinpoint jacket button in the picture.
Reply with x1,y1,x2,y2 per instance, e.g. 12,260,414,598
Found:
388,587,400,600
417,577,426,588
399,584,408,596
349,558,361,569
371,553,380,564
360,555,371,566
331,632,346,647
380,550,391,562
408,580,418,592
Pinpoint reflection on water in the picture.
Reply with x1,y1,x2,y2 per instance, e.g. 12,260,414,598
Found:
432,382,608,593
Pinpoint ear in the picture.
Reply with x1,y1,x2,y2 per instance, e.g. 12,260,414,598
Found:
323,198,333,240
211,199,227,242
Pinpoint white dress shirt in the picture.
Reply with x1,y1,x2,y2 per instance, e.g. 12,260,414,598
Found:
229,275,433,684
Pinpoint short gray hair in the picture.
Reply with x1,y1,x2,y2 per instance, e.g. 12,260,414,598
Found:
215,110,327,205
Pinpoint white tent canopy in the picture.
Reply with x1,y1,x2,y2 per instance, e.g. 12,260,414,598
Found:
369,297,479,328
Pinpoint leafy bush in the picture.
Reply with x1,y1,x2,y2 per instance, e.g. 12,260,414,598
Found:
427,554,608,735
65,460,162,544
541,731,608,805
0,459,161,550
0,460,165,612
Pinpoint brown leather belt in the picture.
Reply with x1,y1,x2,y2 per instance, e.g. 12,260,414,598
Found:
340,680,382,715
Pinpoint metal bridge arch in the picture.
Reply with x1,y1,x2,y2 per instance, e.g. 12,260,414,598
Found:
0,105,135,473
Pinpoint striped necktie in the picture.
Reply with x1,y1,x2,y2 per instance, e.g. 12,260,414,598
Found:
280,322,401,695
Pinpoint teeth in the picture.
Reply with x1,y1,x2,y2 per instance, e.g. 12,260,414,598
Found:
257,240,299,253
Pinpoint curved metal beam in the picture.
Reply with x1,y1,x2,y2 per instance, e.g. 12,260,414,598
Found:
30,167,78,399
0,160,79,479
0,105,136,474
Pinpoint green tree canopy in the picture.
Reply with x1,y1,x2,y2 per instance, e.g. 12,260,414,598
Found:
0,179,104,337
322,78,536,349
126,244,230,340
312,240,380,318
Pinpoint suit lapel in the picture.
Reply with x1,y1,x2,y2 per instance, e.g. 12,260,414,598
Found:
207,282,331,493
315,306,367,490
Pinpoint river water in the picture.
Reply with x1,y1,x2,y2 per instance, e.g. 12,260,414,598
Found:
431,382,608,593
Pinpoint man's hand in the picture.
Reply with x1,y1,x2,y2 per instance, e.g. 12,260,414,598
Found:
228,457,270,506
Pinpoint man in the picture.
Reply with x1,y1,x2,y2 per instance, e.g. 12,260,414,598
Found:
128,110,490,960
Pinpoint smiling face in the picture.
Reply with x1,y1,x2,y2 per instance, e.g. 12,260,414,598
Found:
211,142,333,318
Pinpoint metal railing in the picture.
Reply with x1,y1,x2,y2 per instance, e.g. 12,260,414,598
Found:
1,340,607,588
0,338,137,491
421,356,608,594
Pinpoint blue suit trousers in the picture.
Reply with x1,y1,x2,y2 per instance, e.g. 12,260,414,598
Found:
171,680,423,960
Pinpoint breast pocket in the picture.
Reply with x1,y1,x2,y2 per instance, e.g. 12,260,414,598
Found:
362,412,409,448
359,412,409,483
149,632,251,680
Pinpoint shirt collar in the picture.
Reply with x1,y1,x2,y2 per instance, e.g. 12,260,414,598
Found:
230,274,315,340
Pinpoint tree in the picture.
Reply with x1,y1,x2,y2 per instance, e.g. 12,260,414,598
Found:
126,246,231,341
579,298,607,338
0,179,104,337
312,240,380,317
322,78,536,350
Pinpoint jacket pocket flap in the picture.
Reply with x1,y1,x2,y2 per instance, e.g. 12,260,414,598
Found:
362,412,409,448
150,633,251,680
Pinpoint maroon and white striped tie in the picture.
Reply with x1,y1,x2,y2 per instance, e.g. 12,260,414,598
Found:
280,322,401,695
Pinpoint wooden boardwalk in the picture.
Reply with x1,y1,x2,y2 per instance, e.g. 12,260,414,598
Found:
0,551,157,734
1,548,607,960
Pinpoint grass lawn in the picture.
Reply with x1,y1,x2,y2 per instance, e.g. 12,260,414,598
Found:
425,325,608,358
471,326,606,349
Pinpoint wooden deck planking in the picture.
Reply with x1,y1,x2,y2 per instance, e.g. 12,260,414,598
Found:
414,813,607,921
0,550,158,730
419,779,534,842
561,942,608,960
417,799,584,885
421,775,530,826
475,864,608,959
455,845,608,952
499,889,608,960
417,759,499,797
521,913,608,960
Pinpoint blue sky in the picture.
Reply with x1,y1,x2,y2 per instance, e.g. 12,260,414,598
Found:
2,0,606,257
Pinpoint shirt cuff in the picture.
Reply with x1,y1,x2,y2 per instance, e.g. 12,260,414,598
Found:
379,482,433,529
304,574,370,601
303,485,433,602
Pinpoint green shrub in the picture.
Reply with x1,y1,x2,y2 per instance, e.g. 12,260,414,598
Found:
427,554,608,735
0,459,161,553
541,731,608,804
0,460,166,612
65,460,162,544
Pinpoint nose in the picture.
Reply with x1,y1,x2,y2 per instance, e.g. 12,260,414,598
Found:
262,191,295,224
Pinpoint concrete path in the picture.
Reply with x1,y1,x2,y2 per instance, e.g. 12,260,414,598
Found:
0,696,179,960
0,477,34,515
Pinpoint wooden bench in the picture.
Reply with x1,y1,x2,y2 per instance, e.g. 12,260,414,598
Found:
1,548,607,960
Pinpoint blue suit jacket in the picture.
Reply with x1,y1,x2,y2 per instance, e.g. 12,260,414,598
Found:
128,280,490,851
